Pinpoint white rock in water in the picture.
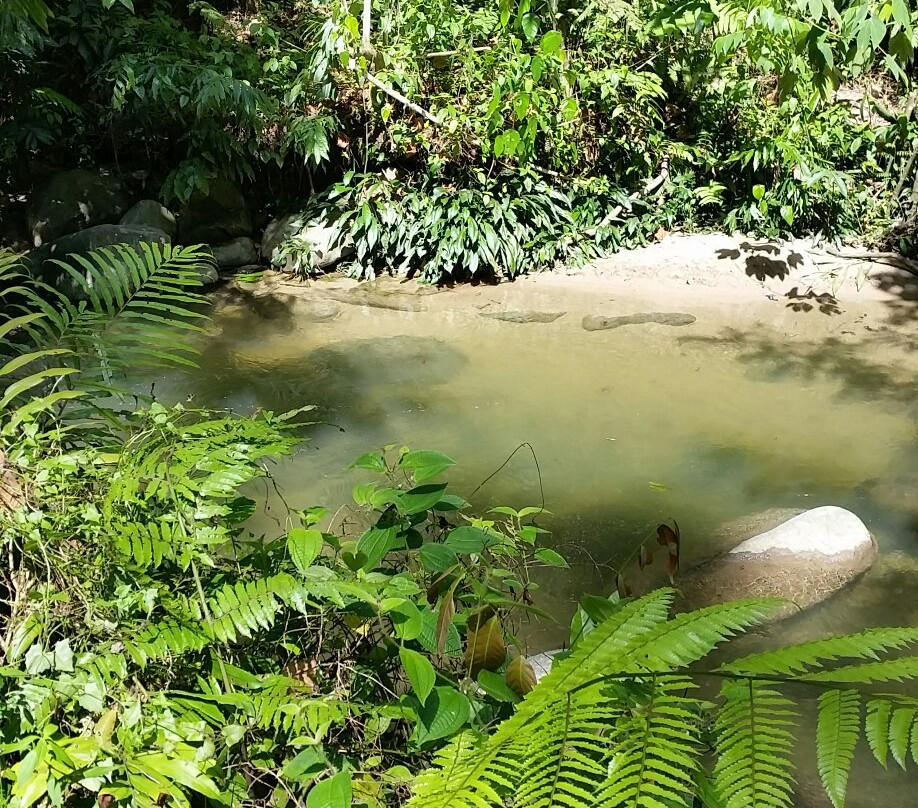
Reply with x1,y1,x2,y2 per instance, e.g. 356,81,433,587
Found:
679,506,877,616
730,506,871,557
528,651,558,681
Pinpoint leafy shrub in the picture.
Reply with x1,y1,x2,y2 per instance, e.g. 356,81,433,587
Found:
273,170,656,283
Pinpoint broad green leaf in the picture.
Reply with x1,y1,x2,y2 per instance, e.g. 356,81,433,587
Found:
289,528,323,573
444,526,497,554
398,450,455,483
221,724,246,747
400,647,436,705
433,494,468,512
478,669,519,703
534,548,568,567
284,747,326,782
355,527,397,570
53,639,73,672
891,0,910,29
389,600,425,640
540,30,563,55
397,484,448,515
307,770,352,808
348,451,386,473
413,687,470,747
521,13,539,39
419,543,458,572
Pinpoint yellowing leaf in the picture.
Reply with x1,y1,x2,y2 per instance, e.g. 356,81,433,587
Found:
505,655,537,697
464,617,506,676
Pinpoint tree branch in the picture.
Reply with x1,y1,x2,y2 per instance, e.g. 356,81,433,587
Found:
365,73,443,125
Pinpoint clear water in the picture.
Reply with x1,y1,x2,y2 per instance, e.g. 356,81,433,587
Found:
155,273,918,806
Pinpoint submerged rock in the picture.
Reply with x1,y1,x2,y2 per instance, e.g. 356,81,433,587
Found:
321,288,427,311
582,312,696,331
480,310,566,324
678,506,877,617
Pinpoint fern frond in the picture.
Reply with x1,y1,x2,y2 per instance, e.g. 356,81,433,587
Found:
816,689,860,808
407,593,776,808
205,573,302,643
713,679,797,808
14,243,211,376
514,683,611,808
597,675,700,808
407,591,677,808
802,657,918,684
123,621,210,666
865,697,893,768
723,626,918,676
616,598,781,673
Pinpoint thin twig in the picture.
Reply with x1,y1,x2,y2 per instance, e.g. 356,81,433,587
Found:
365,73,443,125
425,46,492,58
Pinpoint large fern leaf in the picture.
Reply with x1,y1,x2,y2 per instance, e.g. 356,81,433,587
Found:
722,626,918,676
713,679,798,808
597,675,700,808
407,593,778,808
816,689,860,808
9,243,211,376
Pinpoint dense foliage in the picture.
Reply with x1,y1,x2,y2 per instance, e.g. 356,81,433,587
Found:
3,247,918,808
2,0,918,279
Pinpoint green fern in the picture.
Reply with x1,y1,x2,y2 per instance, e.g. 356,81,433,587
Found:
817,689,860,808
2,243,211,387
597,675,700,808
406,591,779,808
713,680,798,808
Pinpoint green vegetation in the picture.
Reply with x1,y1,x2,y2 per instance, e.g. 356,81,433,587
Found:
2,0,917,279
2,249,918,807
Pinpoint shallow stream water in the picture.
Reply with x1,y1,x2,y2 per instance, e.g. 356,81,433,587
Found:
155,271,918,805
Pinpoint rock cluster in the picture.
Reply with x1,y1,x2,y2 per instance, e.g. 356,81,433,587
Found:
19,167,355,296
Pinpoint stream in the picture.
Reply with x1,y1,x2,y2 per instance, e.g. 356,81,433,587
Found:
153,268,918,806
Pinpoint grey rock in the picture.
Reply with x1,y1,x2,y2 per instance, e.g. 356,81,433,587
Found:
293,299,342,322
208,237,259,268
321,287,426,311
261,213,307,261
120,199,177,238
302,224,354,269
27,168,130,246
177,177,252,244
262,216,354,271
25,224,217,297
481,310,566,324
582,312,697,331
679,506,877,617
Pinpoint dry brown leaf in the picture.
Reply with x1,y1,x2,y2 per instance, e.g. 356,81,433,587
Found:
465,605,497,632
436,588,457,654
464,616,506,676
638,545,653,570
505,655,537,697
283,658,317,689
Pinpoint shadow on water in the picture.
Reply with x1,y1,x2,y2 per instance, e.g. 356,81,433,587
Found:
680,328,917,410
191,330,468,428
872,267,918,326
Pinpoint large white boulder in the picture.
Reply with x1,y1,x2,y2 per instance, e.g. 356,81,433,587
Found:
678,506,876,616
